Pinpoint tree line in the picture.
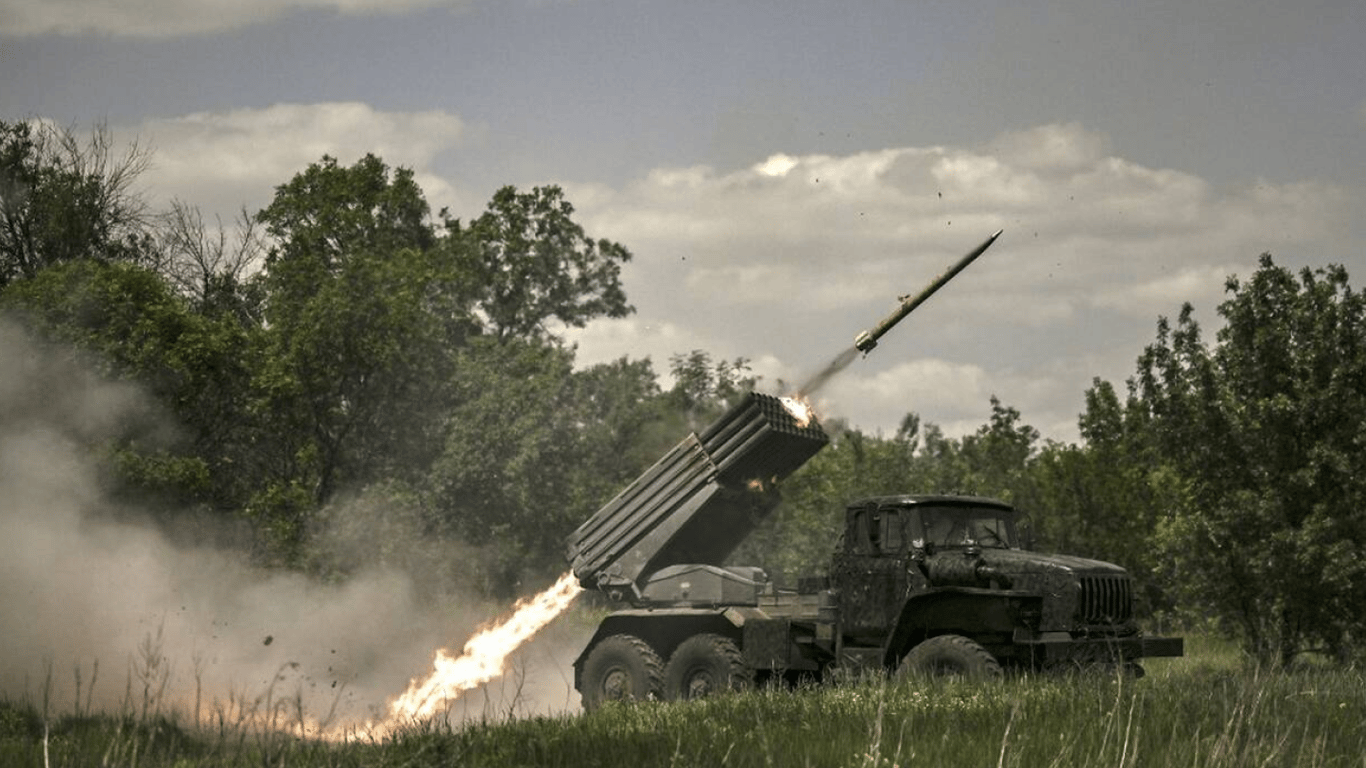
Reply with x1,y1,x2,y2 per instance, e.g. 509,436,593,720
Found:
3,119,1363,666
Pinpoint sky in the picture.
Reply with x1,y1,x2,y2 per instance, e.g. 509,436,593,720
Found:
4,0,1365,441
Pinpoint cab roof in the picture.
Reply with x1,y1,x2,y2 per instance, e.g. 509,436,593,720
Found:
846,494,1013,511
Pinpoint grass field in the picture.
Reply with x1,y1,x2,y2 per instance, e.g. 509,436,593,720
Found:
4,635,1364,767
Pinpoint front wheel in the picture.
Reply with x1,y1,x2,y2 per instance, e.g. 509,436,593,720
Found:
900,635,1003,679
664,633,751,701
580,634,665,711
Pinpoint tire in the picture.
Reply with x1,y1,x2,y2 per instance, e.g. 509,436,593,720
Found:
580,634,665,712
900,635,1003,679
664,633,752,701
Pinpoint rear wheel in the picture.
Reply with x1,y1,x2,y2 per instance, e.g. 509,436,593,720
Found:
900,635,1003,679
580,634,665,711
664,633,751,701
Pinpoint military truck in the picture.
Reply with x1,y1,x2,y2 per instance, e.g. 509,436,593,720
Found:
565,392,1182,709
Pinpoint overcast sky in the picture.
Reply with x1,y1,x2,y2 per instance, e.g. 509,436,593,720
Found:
4,0,1364,441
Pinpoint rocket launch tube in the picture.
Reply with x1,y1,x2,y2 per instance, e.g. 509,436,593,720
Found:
853,229,1003,353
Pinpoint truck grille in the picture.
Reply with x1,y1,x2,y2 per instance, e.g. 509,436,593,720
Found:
1080,575,1132,624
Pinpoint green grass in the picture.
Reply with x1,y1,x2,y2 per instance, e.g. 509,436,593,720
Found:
6,637,1366,767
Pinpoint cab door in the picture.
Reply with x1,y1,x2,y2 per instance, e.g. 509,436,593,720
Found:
831,504,909,641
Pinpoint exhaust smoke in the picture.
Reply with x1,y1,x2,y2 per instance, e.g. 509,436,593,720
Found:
0,320,585,734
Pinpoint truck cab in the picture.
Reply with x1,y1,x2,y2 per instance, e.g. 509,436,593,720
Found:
834,495,1178,675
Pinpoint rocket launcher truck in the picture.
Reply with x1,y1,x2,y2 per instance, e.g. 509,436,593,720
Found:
565,233,1183,710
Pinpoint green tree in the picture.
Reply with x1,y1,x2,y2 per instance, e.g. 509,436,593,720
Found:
564,355,675,498
249,155,468,562
257,153,433,261
153,199,266,323
1026,380,1172,614
425,341,664,596
0,120,153,288
249,158,639,574
1134,255,1366,664
0,259,254,515
899,397,1041,502
952,396,1040,501
454,185,633,342
664,350,755,432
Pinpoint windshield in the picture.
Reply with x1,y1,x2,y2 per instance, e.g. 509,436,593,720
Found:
918,507,1017,549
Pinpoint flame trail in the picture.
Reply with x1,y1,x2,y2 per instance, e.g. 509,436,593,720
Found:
350,571,582,739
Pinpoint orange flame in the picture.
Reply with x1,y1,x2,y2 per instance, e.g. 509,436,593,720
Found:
346,571,582,739
779,395,814,428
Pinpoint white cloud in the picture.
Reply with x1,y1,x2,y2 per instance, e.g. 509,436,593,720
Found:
133,102,469,220
567,122,1356,441
992,123,1112,174
1,0,475,38
578,123,1349,319
1092,262,1240,315
562,316,700,369
755,154,799,178
820,358,991,435
97,109,1360,442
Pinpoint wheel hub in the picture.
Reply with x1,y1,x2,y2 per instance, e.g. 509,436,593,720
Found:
684,669,715,698
602,667,630,699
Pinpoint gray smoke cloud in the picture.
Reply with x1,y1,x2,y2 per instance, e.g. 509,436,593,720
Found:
0,319,586,730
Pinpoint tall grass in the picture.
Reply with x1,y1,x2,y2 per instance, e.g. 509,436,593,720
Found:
4,636,1364,767
424,649,1365,768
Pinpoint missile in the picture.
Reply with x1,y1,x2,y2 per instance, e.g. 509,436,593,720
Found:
853,229,1003,353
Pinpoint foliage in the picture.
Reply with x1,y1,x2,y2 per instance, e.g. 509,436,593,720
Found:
425,341,665,596
1,140,646,582
0,259,254,514
246,154,467,559
664,349,756,432
0,120,154,288
924,396,1040,502
1025,380,1174,613
453,185,633,343
1130,255,1366,664
243,157,642,571
256,154,435,286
